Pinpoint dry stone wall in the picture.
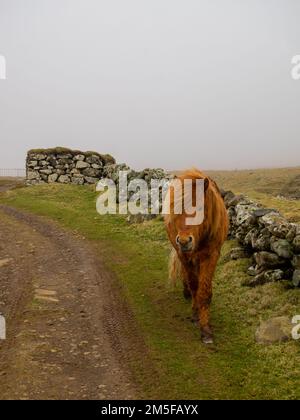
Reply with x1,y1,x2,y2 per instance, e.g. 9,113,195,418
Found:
222,190,300,288
26,148,116,185
26,148,168,189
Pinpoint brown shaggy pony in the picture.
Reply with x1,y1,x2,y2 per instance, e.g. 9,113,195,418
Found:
164,169,228,344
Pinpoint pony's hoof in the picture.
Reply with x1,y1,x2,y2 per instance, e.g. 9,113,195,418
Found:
202,335,214,345
201,328,214,345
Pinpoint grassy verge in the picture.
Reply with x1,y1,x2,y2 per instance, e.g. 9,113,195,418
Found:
1,184,300,400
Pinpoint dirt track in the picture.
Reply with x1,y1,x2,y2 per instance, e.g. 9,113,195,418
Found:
0,178,24,193
0,205,137,400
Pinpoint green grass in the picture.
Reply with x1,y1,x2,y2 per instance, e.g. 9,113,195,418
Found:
1,183,300,400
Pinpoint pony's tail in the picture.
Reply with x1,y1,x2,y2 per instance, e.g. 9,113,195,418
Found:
168,247,183,286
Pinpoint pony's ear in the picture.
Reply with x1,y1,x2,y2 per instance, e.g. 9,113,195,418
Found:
204,177,210,192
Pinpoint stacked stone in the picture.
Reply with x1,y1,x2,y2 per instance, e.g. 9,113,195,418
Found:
26,148,115,186
26,148,169,189
222,191,300,287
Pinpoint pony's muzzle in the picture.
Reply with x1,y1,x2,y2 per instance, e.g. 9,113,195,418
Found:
176,235,194,252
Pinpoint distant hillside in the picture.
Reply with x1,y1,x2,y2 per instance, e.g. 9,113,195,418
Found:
279,175,300,200
206,167,300,222
206,167,300,196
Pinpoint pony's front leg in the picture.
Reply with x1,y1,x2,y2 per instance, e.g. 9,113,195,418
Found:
182,270,192,300
196,251,219,344
188,275,200,323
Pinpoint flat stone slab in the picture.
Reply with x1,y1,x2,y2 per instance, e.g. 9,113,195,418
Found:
34,295,59,303
255,316,292,345
0,258,13,268
35,289,57,296
34,289,59,303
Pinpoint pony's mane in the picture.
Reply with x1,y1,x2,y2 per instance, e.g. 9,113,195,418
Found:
177,168,221,196
176,168,207,181
168,168,209,215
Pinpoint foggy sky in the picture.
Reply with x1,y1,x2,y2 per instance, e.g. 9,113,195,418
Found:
0,0,299,170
